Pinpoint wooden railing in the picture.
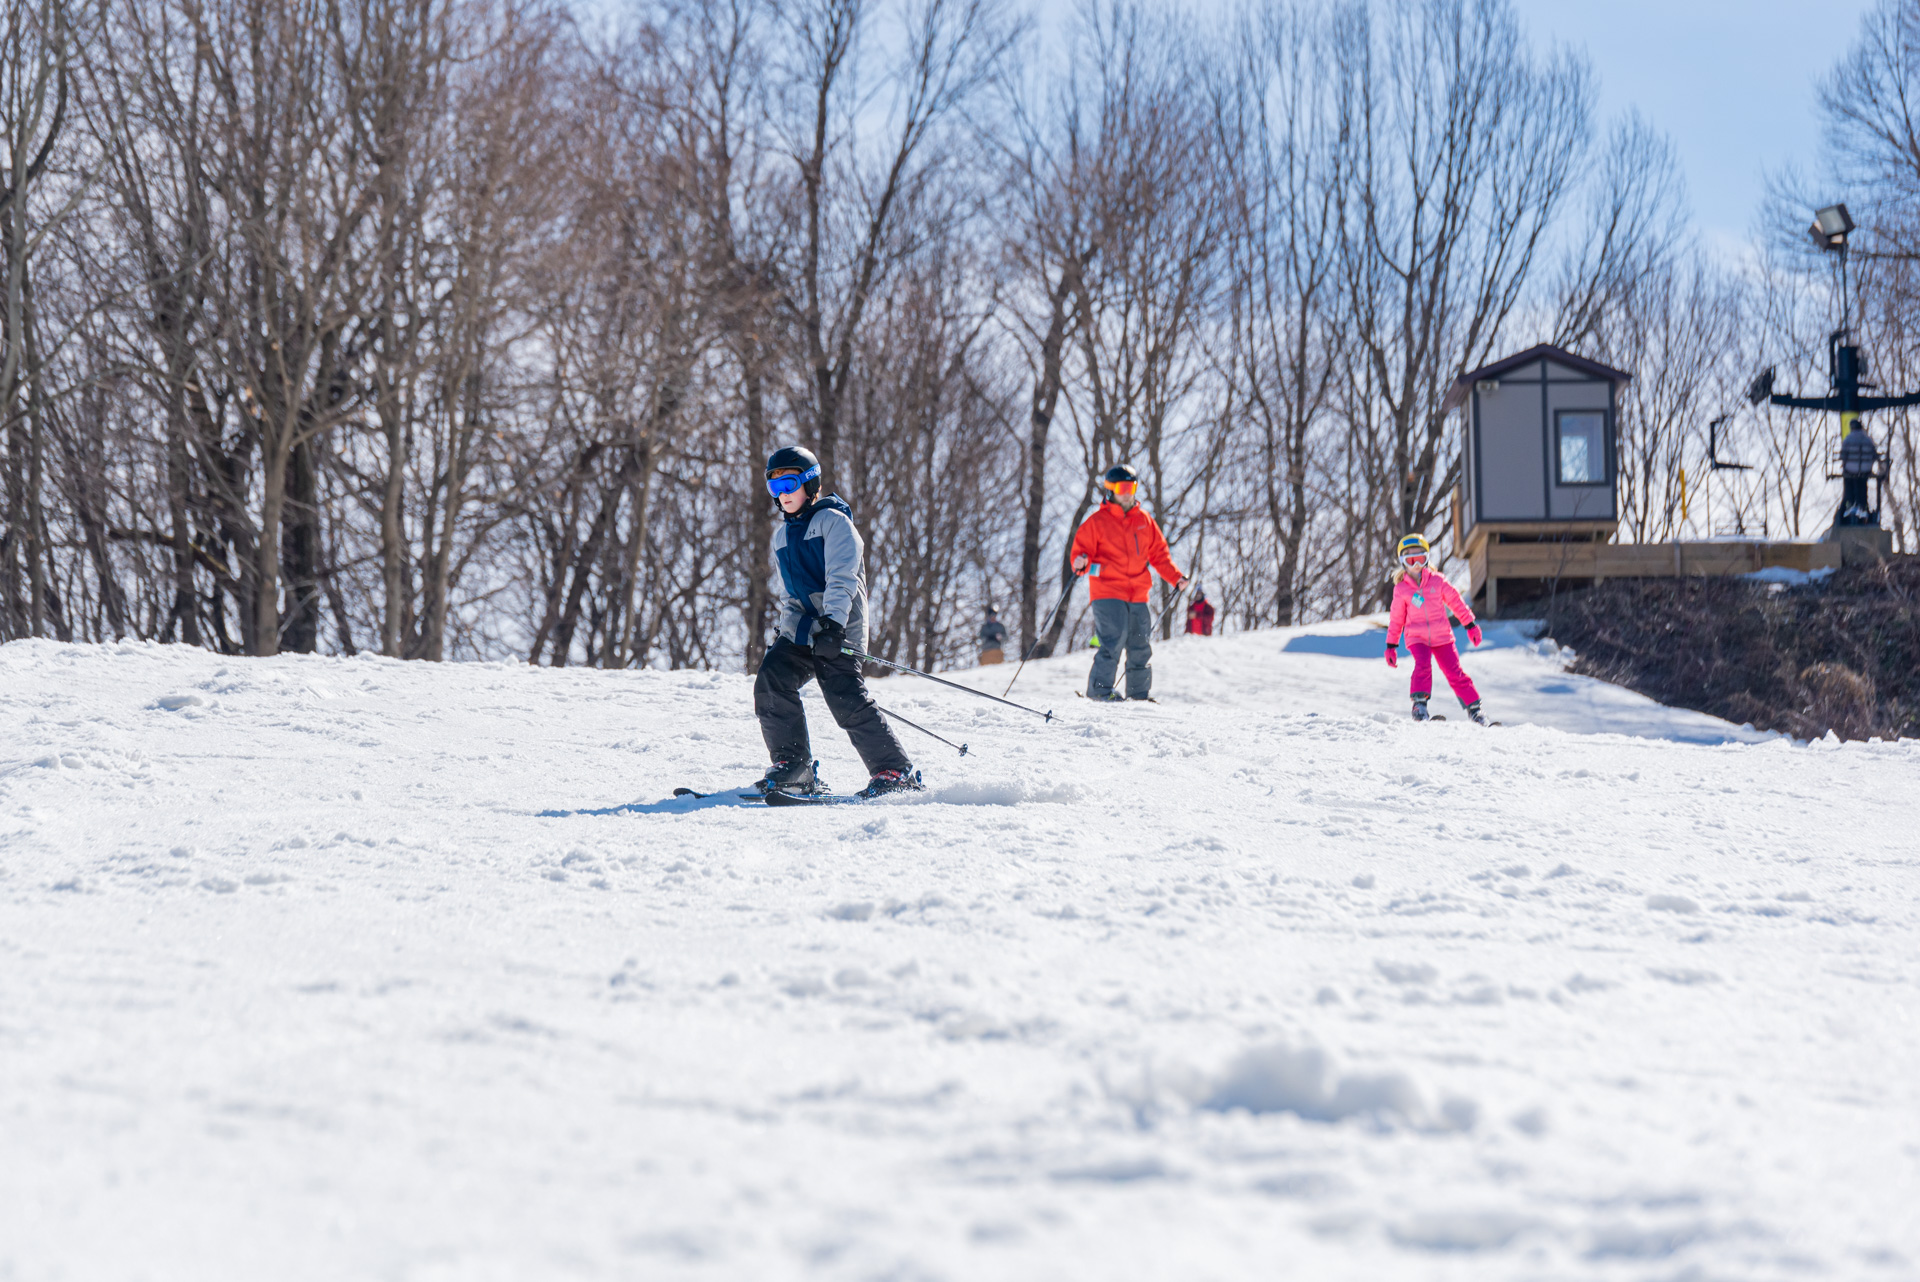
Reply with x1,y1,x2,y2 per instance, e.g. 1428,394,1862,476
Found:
1467,533,1840,614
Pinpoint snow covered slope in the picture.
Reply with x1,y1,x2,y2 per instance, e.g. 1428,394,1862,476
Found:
2,627,1914,1281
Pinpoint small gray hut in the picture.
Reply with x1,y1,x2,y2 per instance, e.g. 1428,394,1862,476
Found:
1446,342,1850,615
1444,343,1632,614
1447,342,1631,528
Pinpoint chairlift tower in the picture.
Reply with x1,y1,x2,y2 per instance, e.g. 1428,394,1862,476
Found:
1747,203,1919,559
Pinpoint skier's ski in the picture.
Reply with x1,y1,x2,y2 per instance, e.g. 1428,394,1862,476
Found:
672,786,769,800
1074,692,1159,703
764,789,867,807
764,776,925,806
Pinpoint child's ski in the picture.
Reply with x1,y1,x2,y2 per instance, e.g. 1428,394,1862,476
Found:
764,782,928,806
764,789,867,807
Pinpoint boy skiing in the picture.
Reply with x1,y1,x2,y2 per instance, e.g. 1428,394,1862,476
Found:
755,447,920,797
1070,464,1186,701
1384,533,1490,724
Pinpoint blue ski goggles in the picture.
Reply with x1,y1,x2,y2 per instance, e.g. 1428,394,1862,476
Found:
765,465,820,497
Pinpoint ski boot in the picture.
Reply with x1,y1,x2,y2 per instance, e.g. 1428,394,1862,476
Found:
1465,701,1490,726
858,768,925,799
1410,696,1433,722
757,758,819,796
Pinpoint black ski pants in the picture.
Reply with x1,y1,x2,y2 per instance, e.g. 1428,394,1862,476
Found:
754,639,911,776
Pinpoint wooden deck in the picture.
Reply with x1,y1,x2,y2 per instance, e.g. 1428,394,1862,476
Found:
1462,522,1842,615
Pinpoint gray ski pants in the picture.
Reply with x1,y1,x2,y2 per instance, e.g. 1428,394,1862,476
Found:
1087,599,1153,700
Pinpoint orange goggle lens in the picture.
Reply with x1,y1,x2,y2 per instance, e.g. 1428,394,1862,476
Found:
1105,480,1139,498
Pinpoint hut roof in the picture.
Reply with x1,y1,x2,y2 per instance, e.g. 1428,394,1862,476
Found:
1443,343,1633,412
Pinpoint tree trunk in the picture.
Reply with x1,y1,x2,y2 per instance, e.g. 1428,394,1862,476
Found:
379,393,408,656
741,360,773,671
255,440,286,657
281,435,322,653
549,459,630,667
421,365,484,663
22,284,48,638
165,376,201,646
1042,493,1096,657
1019,256,1084,658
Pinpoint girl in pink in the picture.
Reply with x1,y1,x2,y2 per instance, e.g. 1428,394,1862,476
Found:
1384,533,1489,724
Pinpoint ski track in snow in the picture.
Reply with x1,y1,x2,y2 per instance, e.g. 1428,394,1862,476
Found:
0,622,1914,1281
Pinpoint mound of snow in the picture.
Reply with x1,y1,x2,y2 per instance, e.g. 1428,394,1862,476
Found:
1,629,1915,1281
927,776,1085,806
1200,1041,1471,1132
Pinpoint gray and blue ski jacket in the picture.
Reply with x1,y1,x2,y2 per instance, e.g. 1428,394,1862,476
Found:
772,494,869,654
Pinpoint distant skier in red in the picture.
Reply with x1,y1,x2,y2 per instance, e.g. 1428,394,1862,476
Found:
1184,589,1214,636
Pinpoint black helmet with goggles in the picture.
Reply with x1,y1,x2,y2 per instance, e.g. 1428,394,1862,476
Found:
765,446,822,499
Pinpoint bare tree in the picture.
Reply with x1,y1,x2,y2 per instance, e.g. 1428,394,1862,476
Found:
780,0,1014,481
999,73,1100,658
1019,2,1220,656
1593,255,1744,541
1333,0,1592,589
4,0,1721,666
1213,0,1339,626
1,0,89,640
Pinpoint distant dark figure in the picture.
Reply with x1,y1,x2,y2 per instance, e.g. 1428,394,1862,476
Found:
1185,590,1214,637
978,606,1008,665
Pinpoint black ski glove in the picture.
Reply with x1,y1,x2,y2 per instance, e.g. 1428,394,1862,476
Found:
811,617,847,661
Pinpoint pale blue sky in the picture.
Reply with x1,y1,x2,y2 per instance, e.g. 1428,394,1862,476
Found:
577,0,1882,251
1507,0,1878,249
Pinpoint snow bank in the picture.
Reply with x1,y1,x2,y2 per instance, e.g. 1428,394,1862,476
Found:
926,775,1085,806
1200,1040,1472,1132
1743,565,1837,585
2,629,1916,1281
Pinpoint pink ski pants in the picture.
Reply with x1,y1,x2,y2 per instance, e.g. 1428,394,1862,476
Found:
1408,640,1480,706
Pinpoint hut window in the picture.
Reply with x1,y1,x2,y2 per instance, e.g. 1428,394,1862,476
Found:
1556,410,1607,485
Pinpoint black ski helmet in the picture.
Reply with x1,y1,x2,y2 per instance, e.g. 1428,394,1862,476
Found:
1103,463,1140,487
765,445,822,497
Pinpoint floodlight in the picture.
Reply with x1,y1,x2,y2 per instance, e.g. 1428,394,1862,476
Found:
1808,203,1854,251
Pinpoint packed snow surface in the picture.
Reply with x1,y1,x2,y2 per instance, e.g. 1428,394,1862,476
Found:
2,621,1915,1281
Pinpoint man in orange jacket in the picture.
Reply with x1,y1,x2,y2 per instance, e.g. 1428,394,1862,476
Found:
1070,463,1185,700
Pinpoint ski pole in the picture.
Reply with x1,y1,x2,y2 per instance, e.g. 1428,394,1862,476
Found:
1152,579,1191,636
842,647,1057,722
1003,573,1081,699
875,704,969,756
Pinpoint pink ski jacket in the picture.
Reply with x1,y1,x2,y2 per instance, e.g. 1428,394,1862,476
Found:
1387,567,1475,649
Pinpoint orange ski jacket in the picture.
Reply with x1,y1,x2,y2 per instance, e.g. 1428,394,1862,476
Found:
1070,500,1183,604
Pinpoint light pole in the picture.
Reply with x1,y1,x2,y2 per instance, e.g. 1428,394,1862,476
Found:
1809,203,1853,334
1748,202,1915,536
